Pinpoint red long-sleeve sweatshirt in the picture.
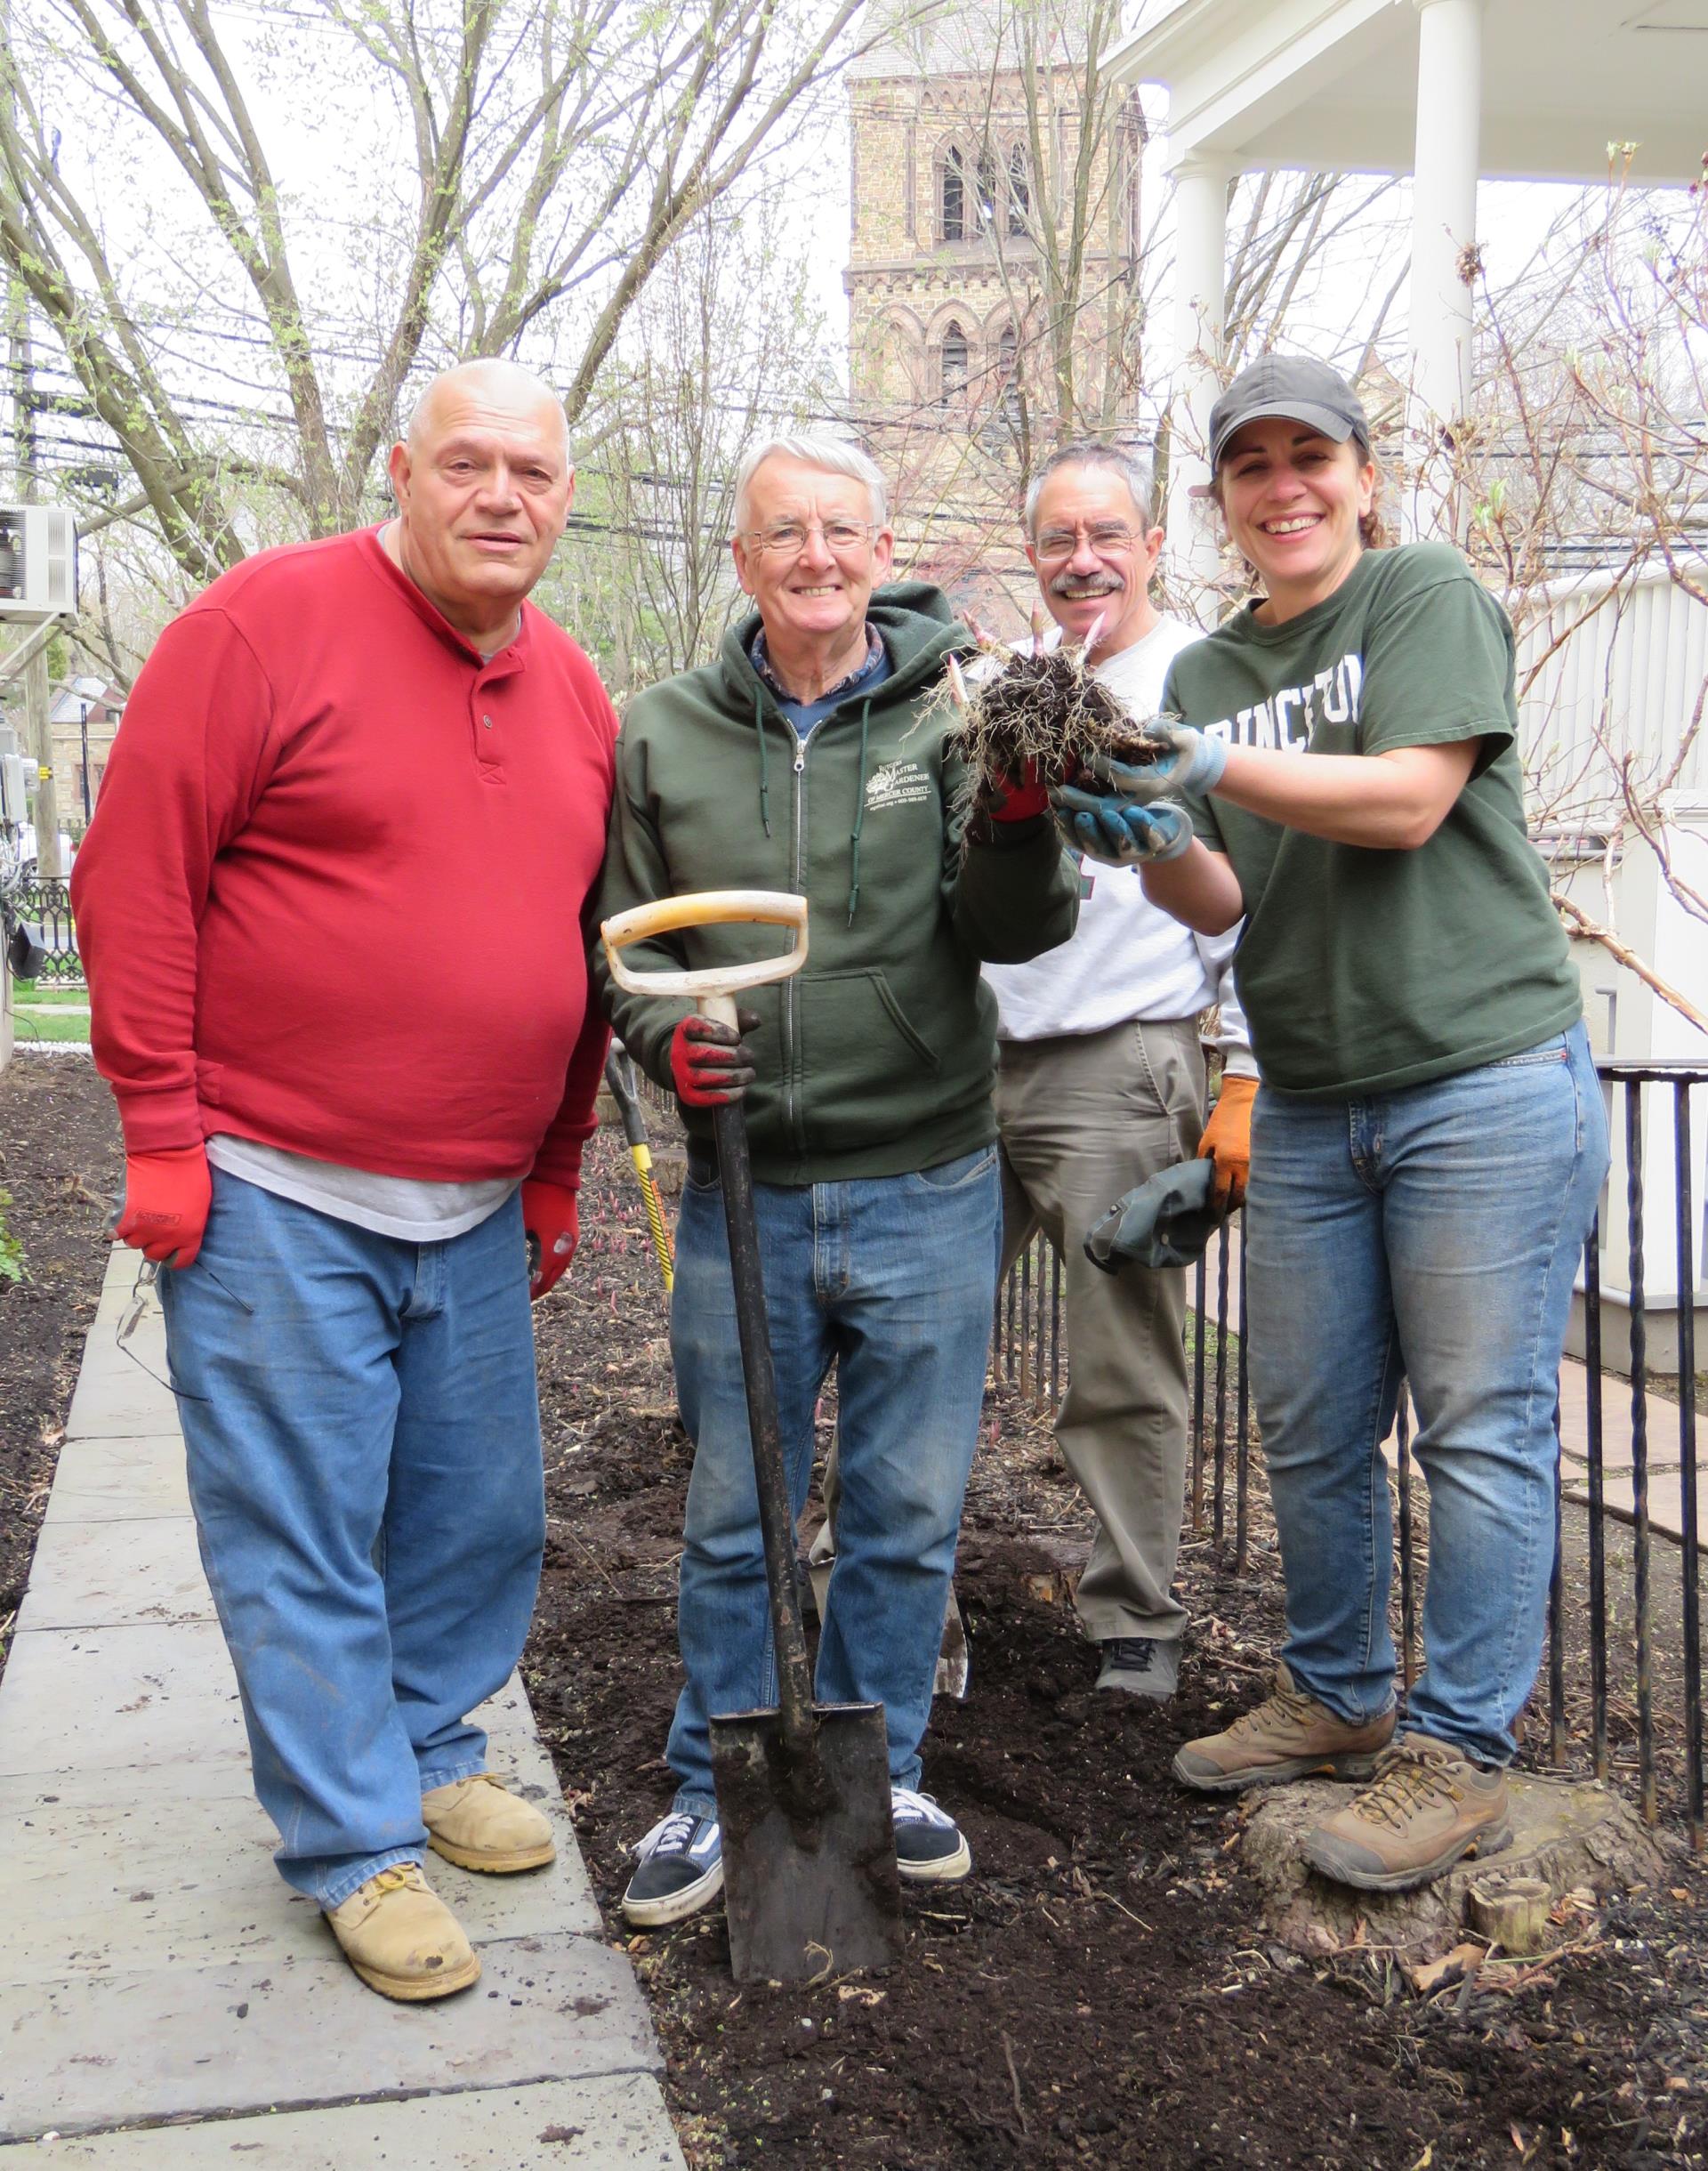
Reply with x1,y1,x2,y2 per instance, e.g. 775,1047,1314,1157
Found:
72,527,616,1190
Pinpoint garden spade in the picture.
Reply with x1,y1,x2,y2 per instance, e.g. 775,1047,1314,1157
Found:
601,890,904,1983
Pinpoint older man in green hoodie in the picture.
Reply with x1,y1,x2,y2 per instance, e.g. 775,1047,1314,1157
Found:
596,435,1078,1925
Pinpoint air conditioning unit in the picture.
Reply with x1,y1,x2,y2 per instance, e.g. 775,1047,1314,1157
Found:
0,752,28,824
0,505,77,621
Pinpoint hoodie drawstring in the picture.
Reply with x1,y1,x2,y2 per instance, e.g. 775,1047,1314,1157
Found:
847,697,873,924
754,686,772,837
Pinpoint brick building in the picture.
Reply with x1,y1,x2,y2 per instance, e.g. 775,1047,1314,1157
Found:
845,5,1148,626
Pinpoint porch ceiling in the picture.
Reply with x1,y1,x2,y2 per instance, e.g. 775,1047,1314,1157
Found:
1112,0,1707,185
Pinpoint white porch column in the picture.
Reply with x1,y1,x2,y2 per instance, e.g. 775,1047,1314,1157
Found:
1406,0,1482,537
1165,153,1232,591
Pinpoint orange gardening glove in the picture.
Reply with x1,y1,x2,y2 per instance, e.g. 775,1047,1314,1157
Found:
521,1178,579,1301
114,1144,212,1268
1196,1074,1258,1214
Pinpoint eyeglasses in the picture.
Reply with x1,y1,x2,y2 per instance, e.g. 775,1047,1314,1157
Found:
1035,521,1144,561
741,520,880,556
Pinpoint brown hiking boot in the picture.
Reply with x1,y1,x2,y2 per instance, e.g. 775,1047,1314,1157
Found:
423,1772,556,1874
1301,1732,1512,1893
1172,1663,1395,1793
324,1863,480,2001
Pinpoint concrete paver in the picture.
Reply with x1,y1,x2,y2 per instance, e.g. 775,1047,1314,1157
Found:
1557,1352,1704,1549
0,1248,683,2164
17,1513,215,1632
0,1620,251,1777
20,2076,681,2168
43,1435,193,1526
1,1934,658,2136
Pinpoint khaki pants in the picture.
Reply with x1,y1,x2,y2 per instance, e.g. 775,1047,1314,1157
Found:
996,1016,1206,1644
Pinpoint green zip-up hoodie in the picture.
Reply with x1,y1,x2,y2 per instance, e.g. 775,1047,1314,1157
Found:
592,583,1080,1184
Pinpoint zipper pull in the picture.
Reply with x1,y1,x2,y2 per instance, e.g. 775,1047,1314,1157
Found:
794,745,805,775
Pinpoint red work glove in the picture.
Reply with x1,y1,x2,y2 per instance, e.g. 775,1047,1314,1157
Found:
1196,1074,1258,1214
114,1144,212,1268
670,1008,760,1108
983,757,1050,822
521,1178,579,1301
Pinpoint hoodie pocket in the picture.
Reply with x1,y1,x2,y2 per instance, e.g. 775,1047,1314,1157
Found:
798,969,940,1141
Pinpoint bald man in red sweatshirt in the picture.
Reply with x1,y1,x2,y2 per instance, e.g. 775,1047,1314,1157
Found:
71,359,616,2002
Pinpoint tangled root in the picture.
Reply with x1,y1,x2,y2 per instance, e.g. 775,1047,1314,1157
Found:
947,646,1159,795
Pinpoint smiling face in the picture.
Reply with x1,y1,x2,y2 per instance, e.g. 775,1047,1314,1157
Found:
1216,417,1375,622
1026,463,1163,659
387,362,574,645
730,454,894,659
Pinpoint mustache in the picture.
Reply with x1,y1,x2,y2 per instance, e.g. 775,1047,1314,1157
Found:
1049,571,1124,599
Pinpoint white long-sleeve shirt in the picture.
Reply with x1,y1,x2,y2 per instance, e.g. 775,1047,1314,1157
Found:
983,614,1257,1077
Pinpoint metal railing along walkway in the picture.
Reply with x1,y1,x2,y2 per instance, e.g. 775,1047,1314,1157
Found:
994,1058,1708,1848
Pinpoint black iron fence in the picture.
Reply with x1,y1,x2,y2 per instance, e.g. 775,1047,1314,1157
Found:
5,876,81,986
994,1058,1707,1847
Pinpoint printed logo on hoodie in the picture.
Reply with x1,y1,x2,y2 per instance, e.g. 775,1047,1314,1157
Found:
863,759,931,812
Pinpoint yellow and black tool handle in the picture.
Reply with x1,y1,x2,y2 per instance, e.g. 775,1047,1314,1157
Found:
603,1045,674,1294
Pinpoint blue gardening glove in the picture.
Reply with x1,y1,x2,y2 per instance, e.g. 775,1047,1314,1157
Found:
1084,723,1229,807
1050,788,1194,866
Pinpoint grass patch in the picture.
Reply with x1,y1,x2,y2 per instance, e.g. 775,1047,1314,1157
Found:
11,981,87,1007
7,1005,90,1043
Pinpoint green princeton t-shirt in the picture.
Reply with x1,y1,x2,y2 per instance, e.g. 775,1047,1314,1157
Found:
1161,542,1581,1100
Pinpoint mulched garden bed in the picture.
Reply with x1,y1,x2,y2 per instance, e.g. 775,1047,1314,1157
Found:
532,1119,1707,2171
3,1063,1701,2167
0,1053,124,1679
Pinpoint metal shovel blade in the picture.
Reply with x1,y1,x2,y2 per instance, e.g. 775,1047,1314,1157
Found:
711,1699,903,1982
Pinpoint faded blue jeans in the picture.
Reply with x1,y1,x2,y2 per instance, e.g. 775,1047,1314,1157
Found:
1244,1024,1608,1766
158,1169,544,1907
666,1144,1002,1814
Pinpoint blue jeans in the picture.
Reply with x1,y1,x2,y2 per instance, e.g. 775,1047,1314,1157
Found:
158,1170,545,1907
1245,1024,1608,1766
666,1145,1002,1813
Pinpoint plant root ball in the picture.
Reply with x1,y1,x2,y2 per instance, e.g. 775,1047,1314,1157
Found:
949,648,1160,795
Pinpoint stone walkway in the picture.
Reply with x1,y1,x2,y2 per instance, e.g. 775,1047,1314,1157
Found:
0,1248,685,2167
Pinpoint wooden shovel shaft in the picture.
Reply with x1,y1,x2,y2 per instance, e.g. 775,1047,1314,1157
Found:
710,1097,819,1767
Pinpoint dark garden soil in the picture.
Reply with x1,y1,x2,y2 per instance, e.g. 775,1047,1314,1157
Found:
0,1053,124,1680
2,1066,1703,2167
532,1121,1708,2171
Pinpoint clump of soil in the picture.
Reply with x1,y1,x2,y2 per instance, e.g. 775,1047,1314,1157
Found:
949,647,1158,798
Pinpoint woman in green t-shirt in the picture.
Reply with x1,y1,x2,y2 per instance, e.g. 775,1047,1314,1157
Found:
1055,354,1608,1895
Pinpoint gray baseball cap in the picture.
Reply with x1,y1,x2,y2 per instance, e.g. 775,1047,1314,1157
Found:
1209,355,1371,471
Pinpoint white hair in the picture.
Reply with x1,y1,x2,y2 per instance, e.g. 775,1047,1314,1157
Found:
1021,441,1156,539
733,434,889,533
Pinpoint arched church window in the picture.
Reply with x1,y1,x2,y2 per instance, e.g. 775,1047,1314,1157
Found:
1007,145,1030,236
939,320,969,404
996,326,1022,432
974,145,1000,228
939,147,965,241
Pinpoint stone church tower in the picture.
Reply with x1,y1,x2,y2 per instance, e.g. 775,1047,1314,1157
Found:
844,6,1147,622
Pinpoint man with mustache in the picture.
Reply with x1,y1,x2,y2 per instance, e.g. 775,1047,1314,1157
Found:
981,442,1257,1700
72,359,615,2001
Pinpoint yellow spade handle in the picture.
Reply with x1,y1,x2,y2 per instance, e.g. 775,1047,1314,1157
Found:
600,889,810,1027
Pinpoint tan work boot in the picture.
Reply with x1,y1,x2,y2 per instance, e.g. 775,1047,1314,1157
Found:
1172,1663,1395,1793
324,1862,480,2001
422,1772,556,1874
1301,1733,1513,1893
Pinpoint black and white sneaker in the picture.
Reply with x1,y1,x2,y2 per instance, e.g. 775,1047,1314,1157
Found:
890,1788,971,1882
621,1811,723,1926
1095,1635,1180,1699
